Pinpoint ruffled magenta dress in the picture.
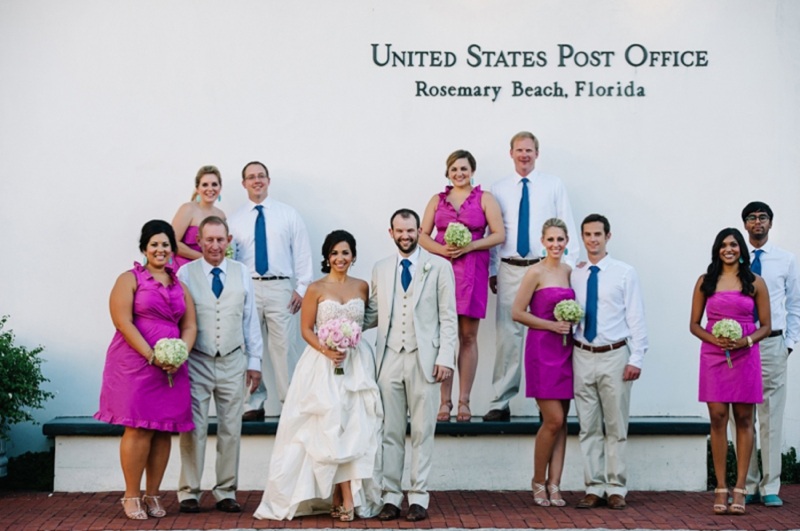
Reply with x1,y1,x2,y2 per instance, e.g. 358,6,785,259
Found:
94,263,194,432
524,287,575,399
172,226,201,271
433,186,489,319
698,291,763,404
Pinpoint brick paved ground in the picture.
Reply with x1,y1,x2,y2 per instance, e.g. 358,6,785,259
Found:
1,486,798,530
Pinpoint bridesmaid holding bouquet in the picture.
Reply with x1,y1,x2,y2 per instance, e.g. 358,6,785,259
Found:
419,150,505,422
690,228,771,516
512,218,574,507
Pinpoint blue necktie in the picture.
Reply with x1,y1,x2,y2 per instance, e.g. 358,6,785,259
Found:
211,267,223,298
584,266,600,342
254,205,268,275
751,249,762,322
751,249,762,276
517,177,530,258
401,259,412,292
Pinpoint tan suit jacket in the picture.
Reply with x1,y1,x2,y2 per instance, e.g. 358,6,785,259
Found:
364,248,457,382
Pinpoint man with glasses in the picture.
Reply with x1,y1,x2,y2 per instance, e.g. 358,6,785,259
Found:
730,202,800,507
228,161,313,419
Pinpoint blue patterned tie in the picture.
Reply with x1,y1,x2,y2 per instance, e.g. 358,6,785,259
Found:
401,259,412,292
751,249,762,276
751,249,762,322
211,267,223,298
255,205,268,275
517,177,530,258
584,266,600,342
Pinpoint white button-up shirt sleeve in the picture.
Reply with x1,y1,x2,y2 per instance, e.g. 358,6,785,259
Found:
239,265,264,371
785,254,800,350
749,242,800,350
622,266,648,368
290,212,313,297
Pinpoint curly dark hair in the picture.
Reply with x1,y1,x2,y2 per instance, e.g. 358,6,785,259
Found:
321,230,357,273
139,220,178,255
699,228,755,298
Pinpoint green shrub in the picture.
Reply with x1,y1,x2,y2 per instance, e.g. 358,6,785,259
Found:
0,449,54,491
707,438,800,488
0,316,55,439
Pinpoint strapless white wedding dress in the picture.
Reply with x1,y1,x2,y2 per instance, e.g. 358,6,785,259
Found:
253,299,384,520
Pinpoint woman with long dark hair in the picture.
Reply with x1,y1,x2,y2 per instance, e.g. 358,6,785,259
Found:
254,230,382,521
690,228,771,516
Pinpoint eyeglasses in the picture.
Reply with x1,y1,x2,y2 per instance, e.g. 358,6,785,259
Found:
745,215,770,223
244,174,268,182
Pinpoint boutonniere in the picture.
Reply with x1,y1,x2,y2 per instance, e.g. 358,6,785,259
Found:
421,262,431,280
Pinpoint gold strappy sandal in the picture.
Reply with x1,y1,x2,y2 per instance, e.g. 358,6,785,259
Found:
729,487,747,515
532,480,550,506
142,495,166,517
547,483,566,507
120,497,148,520
713,488,728,515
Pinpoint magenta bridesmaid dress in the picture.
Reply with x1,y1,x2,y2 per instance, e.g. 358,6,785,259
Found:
433,186,489,319
698,291,763,404
171,226,201,271
94,263,194,432
524,287,575,400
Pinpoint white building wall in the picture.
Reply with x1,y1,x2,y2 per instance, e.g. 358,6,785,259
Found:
2,0,799,457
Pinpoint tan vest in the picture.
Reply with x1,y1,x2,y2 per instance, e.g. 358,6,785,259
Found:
386,265,418,352
186,259,246,357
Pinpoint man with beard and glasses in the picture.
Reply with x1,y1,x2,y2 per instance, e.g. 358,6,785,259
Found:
729,201,800,507
363,208,457,522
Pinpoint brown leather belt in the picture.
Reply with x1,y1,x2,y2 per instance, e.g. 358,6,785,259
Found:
574,340,628,353
252,276,290,281
501,257,541,267
769,330,783,338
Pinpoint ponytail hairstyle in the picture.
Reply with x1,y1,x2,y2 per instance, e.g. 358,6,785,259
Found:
541,218,568,237
190,165,222,202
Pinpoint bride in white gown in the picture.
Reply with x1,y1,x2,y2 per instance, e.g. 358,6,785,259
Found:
254,230,383,521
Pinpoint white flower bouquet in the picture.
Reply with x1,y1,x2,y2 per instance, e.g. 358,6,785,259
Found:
553,299,584,346
317,318,362,375
712,319,742,368
444,222,472,248
154,338,189,386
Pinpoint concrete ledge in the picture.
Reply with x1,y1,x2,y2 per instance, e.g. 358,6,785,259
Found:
43,415,709,437
46,416,709,493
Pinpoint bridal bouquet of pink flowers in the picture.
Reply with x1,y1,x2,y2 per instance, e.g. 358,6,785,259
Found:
317,318,362,375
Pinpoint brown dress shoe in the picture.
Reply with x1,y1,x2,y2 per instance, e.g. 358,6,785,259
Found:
406,504,428,521
215,498,242,512
482,408,511,421
377,503,401,521
242,409,265,422
608,494,627,510
576,493,606,509
179,499,200,513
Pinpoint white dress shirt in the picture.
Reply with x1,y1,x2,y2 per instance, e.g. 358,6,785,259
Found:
489,169,579,274
749,240,800,350
177,257,264,371
228,197,314,296
397,247,420,279
571,254,649,369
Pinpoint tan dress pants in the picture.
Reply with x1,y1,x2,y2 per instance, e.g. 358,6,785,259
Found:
178,349,247,502
572,344,632,498
489,260,530,411
378,346,439,509
247,278,298,409
729,335,788,496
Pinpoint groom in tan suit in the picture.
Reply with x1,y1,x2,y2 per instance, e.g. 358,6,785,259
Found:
364,208,457,522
